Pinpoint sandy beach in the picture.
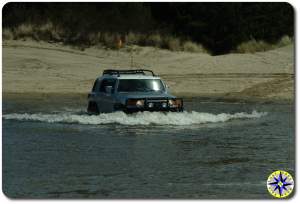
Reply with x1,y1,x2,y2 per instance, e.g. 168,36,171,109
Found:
2,40,294,103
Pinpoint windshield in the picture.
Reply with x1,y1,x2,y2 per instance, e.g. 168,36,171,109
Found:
117,79,165,92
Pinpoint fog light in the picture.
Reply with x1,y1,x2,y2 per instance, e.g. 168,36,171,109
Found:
162,102,167,108
148,102,154,108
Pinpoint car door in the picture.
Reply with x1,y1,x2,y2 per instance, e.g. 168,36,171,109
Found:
88,79,102,111
98,78,117,112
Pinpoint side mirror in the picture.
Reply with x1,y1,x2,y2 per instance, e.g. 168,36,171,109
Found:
105,86,113,94
165,84,169,92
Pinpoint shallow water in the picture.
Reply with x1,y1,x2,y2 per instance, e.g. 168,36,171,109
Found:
2,96,295,198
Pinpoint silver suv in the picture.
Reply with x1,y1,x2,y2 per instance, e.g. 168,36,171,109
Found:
87,69,183,114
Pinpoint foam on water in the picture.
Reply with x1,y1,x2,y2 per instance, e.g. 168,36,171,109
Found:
3,110,267,125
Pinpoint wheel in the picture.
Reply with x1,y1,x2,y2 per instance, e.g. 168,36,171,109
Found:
87,102,99,114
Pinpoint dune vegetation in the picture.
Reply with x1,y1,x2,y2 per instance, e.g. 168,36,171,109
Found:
3,2,294,55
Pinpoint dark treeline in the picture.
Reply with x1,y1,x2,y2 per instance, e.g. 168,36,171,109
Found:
3,2,294,54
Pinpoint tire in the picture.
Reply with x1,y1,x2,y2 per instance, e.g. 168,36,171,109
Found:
87,102,99,114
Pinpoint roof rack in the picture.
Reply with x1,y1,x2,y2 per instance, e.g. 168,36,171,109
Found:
102,69,156,77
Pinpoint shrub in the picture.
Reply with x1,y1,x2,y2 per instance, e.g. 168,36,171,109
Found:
101,32,115,48
101,32,124,49
125,32,139,45
163,36,181,51
51,26,65,41
182,40,206,53
236,39,273,53
277,35,292,47
236,35,293,54
36,22,54,41
87,32,102,45
2,28,13,40
14,24,35,39
145,33,162,47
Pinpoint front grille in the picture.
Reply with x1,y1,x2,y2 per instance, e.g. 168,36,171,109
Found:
153,102,162,108
146,99,168,103
146,99,168,108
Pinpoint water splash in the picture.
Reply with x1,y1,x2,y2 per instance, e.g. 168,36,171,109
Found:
3,110,267,126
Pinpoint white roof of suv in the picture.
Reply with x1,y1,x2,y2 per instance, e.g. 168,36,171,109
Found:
101,69,161,80
103,74,161,80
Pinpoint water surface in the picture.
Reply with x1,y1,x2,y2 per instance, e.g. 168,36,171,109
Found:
2,96,295,198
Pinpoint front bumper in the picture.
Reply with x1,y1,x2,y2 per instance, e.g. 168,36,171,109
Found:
124,106,183,113
117,98,184,113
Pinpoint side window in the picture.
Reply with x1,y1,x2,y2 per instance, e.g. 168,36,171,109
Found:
99,79,117,92
92,79,100,92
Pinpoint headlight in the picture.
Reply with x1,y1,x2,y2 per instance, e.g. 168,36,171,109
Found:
168,100,175,106
168,99,182,108
136,100,144,108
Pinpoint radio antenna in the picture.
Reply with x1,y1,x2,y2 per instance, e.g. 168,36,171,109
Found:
129,46,138,68
130,48,133,68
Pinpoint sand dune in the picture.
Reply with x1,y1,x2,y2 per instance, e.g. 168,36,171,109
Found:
2,40,294,102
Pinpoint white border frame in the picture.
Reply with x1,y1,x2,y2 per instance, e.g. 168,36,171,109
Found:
0,0,297,203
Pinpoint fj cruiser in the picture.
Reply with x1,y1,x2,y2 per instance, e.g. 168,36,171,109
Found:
87,69,183,114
